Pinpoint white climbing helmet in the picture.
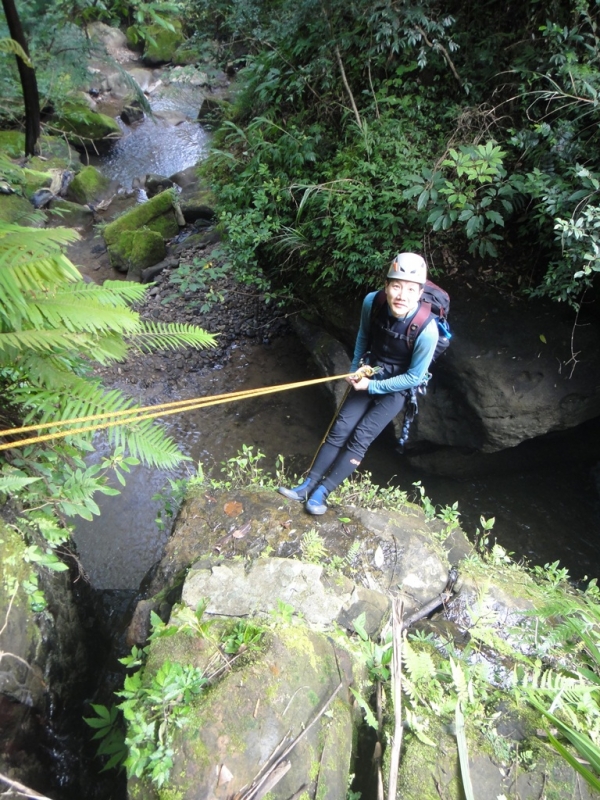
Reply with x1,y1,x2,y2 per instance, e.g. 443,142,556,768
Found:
387,252,427,285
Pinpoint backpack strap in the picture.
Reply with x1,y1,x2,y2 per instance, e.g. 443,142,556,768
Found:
407,301,433,349
367,290,388,351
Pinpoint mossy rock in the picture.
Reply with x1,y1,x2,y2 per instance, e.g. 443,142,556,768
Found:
66,165,110,205
0,130,25,158
55,104,122,152
0,193,45,226
103,189,180,246
197,97,231,129
395,717,600,799
129,622,357,799
22,168,52,196
172,40,203,65
47,199,94,227
142,20,185,65
108,228,166,273
38,134,80,164
178,185,216,224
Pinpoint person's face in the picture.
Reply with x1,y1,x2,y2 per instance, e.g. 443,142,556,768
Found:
385,279,423,317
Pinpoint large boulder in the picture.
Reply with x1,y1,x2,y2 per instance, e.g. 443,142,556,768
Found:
66,164,110,205
102,188,182,274
0,193,45,226
140,20,185,65
178,183,216,224
47,198,94,227
55,103,123,153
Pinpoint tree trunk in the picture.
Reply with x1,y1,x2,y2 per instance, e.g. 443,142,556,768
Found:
1,0,41,156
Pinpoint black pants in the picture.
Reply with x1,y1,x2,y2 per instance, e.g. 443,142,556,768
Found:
308,388,407,492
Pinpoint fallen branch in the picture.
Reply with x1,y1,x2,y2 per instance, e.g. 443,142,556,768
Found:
237,682,343,800
415,25,462,86
387,598,404,800
0,772,54,800
334,45,362,129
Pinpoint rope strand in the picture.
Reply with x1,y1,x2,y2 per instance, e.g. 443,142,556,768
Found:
0,372,361,452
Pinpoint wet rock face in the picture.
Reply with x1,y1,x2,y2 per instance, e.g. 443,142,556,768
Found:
0,524,89,794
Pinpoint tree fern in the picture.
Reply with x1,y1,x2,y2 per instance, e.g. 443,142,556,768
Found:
0,222,217,521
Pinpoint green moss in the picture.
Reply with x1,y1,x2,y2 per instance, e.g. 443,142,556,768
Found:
48,199,93,226
0,130,25,158
143,21,184,64
172,41,203,65
22,168,52,196
56,103,122,146
108,228,166,272
103,189,178,244
67,165,109,204
0,193,44,226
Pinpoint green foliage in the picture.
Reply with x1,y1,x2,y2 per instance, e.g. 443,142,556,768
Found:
117,659,206,787
514,588,600,791
83,703,127,772
300,528,327,564
221,619,264,655
405,142,522,258
163,251,228,310
0,222,216,601
352,611,393,683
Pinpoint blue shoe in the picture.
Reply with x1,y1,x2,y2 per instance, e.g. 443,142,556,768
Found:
278,478,314,502
305,485,329,515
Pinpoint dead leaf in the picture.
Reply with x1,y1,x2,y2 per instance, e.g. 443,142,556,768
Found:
218,764,233,786
224,500,243,517
232,522,251,539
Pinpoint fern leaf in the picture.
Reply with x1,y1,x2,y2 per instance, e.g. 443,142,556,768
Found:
28,296,140,334
0,474,42,493
0,329,93,357
0,37,32,66
128,320,218,352
402,638,437,684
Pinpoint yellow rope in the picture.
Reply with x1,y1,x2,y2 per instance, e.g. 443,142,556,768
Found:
0,372,362,452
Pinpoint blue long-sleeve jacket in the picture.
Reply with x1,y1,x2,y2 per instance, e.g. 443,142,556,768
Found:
349,291,438,395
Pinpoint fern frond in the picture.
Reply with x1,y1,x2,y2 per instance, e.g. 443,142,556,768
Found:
8,362,186,469
0,37,32,66
106,416,186,469
128,320,218,352
0,223,81,321
91,280,148,306
0,329,93,357
402,638,437,684
28,295,140,335
0,474,42,493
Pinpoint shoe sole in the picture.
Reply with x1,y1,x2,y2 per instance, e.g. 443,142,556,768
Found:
278,487,306,502
305,503,327,515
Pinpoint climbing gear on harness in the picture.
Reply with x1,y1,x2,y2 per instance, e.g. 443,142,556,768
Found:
278,477,315,502
305,364,382,474
387,253,427,285
396,374,431,453
305,484,329,515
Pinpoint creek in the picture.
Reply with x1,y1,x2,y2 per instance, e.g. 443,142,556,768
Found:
72,62,600,598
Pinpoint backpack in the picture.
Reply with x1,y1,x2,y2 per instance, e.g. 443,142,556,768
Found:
370,279,452,362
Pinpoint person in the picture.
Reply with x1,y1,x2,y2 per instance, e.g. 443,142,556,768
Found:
278,252,439,515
